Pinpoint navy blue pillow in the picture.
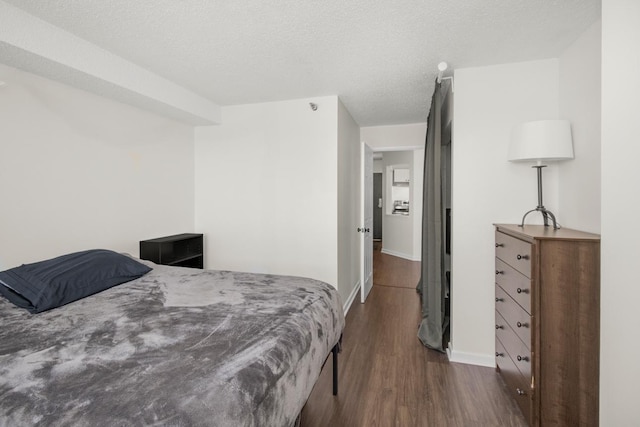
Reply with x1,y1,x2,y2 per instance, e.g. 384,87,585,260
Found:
0,249,152,313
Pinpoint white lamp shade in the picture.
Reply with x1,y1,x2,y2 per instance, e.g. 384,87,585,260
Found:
508,120,574,162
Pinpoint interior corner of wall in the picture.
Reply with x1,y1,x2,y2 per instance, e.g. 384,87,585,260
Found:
343,279,361,316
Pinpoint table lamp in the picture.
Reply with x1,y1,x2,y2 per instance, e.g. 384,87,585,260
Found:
508,120,574,229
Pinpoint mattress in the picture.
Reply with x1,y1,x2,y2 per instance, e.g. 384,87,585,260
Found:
0,262,344,426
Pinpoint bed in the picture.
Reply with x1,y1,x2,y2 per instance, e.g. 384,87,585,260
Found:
0,250,345,426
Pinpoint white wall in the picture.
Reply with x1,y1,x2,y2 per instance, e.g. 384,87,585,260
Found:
194,97,339,288
373,158,383,173
337,98,361,307
381,151,415,259
559,20,602,233
0,63,195,269
361,123,426,150
451,59,559,365
600,0,640,424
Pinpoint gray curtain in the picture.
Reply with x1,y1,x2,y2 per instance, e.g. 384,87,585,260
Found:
417,81,447,352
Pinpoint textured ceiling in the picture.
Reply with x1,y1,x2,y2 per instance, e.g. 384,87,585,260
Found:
3,0,600,126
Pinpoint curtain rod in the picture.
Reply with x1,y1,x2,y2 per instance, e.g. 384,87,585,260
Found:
436,62,454,92
436,62,448,83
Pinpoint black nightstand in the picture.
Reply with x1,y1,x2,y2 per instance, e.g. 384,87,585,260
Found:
139,233,204,269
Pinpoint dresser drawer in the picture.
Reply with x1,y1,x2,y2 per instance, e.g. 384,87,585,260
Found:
495,258,532,314
495,231,532,278
496,335,533,424
495,285,531,348
495,310,532,381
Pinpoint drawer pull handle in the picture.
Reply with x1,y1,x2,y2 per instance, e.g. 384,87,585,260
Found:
495,325,504,330
495,297,504,302
496,352,504,357
516,388,527,396
495,270,503,275
495,243,504,248
516,355,530,362
516,254,529,260
516,288,529,294
516,321,529,328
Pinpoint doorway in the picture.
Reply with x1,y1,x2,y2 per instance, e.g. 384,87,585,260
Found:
371,149,422,262
360,145,424,305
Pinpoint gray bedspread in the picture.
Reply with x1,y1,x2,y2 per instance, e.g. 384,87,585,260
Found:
0,262,345,427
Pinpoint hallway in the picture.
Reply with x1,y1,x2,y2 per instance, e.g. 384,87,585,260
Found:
300,245,527,426
372,241,421,289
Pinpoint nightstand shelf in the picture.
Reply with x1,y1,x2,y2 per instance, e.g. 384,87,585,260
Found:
139,233,204,269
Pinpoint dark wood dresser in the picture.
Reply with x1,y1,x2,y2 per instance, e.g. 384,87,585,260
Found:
494,224,600,426
140,233,204,269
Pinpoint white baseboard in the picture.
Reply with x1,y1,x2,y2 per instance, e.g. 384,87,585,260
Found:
380,248,420,262
447,346,496,368
343,280,361,316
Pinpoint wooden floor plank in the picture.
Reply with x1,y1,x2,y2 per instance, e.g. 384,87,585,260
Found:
372,241,421,289
300,244,527,427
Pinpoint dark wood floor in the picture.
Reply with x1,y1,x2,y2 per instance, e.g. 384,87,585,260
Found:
372,241,421,289
300,243,527,427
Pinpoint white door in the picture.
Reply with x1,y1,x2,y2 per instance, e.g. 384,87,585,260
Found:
361,142,374,303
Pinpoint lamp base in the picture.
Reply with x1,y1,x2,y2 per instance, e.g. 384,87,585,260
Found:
519,206,559,229
518,164,560,229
